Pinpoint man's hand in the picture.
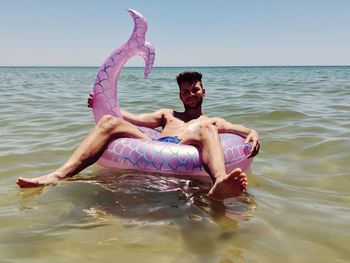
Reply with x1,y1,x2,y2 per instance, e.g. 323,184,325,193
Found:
245,130,260,158
87,92,94,108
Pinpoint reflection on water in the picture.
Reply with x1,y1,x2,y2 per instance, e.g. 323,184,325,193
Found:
68,168,257,229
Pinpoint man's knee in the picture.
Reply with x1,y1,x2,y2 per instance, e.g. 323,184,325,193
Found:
198,122,218,137
97,115,123,133
184,122,218,143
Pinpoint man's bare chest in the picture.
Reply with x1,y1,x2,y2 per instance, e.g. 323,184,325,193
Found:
164,115,210,129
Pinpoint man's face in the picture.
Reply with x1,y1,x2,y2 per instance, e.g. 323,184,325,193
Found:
179,81,205,109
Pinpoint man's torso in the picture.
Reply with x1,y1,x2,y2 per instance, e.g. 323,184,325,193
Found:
159,109,211,137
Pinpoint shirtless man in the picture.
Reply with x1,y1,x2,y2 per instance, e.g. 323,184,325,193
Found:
17,71,260,200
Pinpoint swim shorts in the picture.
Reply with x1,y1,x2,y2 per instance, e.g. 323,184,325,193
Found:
156,136,181,144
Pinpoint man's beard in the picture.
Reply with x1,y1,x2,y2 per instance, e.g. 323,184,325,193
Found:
184,98,203,110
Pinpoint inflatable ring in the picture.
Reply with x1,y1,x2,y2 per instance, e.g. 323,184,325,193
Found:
92,9,253,179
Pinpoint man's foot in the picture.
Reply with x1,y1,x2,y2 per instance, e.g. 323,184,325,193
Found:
208,168,247,201
16,172,64,188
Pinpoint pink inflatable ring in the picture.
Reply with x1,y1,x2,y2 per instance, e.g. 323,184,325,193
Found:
92,9,253,179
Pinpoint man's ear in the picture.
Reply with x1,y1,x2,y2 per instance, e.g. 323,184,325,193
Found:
203,88,206,96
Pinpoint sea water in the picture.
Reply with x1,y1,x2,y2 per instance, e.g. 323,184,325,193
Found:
0,66,349,262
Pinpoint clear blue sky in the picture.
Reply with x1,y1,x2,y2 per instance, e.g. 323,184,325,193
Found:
1,0,349,66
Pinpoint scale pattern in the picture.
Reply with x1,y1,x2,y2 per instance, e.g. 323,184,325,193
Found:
99,133,252,176
92,9,155,123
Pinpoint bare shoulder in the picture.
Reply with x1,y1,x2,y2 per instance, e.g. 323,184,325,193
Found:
146,108,171,116
208,116,227,124
158,108,174,116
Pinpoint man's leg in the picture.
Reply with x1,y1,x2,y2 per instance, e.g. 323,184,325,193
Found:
179,122,247,200
17,115,150,188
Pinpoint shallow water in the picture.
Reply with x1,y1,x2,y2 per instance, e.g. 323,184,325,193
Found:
1,66,349,262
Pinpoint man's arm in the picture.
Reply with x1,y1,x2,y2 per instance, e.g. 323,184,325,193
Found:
211,117,260,157
88,92,167,129
121,108,168,128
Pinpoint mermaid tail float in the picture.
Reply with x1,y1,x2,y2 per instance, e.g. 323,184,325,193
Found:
93,9,155,123
92,9,252,179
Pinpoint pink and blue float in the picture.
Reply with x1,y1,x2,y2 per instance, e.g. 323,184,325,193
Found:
91,9,253,179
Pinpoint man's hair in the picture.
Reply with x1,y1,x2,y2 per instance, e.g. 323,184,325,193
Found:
176,71,203,87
